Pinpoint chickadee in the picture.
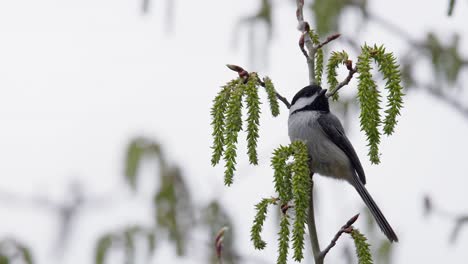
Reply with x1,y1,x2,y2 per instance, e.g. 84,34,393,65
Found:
288,84,398,242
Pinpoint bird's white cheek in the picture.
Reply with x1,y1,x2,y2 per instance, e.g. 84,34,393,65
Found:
289,95,317,114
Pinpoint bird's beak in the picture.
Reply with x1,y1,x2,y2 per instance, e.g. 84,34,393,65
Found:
319,89,327,97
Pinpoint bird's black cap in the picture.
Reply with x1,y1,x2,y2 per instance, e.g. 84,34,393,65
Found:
291,84,324,106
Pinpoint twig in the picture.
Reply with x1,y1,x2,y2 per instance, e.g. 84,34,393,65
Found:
275,92,291,109
424,194,468,243
296,0,315,84
317,34,341,50
414,81,468,119
320,214,359,259
448,0,456,16
307,174,323,264
226,64,291,109
215,227,228,263
296,2,340,85
326,63,358,98
226,64,249,81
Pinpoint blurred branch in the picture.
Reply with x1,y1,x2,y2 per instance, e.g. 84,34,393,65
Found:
367,13,421,47
448,0,456,16
142,0,150,14
0,182,114,256
424,195,468,243
413,82,468,119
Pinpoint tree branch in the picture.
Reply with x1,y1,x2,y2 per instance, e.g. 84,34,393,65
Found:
326,64,358,98
296,0,316,85
320,214,359,259
307,173,323,264
226,64,291,109
317,34,341,50
413,82,468,119
275,92,291,109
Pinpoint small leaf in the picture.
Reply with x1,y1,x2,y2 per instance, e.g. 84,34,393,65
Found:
251,198,277,249
357,46,382,164
95,235,113,264
147,230,157,256
223,82,245,185
350,229,373,264
277,214,290,264
290,141,311,261
211,79,237,165
125,140,143,190
18,246,33,264
263,77,280,117
326,51,349,100
0,255,9,264
245,74,261,165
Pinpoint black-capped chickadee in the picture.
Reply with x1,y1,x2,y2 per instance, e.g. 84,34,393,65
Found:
288,84,398,242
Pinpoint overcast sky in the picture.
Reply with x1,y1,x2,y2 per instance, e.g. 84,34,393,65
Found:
1,0,468,263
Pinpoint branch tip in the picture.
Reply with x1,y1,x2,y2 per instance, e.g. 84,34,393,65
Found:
346,213,360,226
317,33,342,49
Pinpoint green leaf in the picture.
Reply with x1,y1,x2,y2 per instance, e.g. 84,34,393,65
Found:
448,0,456,15
289,141,310,261
311,0,366,35
155,166,193,256
245,74,261,165
326,51,349,100
251,198,277,250
95,235,113,264
211,79,237,165
147,230,157,256
18,246,33,264
0,255,9,264
350,229,373,264
271,145,293,202
263,77,280,117
277,214,290,264
357,46,382,164
124,229,136,264
315,48,324,85
369,45,404,135
309,30,324,85
124,140,143,190
223,82,245,185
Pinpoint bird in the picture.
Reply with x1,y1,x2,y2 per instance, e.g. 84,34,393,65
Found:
288,84,398,242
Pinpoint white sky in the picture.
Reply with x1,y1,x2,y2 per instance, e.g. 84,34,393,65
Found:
1,0,468,263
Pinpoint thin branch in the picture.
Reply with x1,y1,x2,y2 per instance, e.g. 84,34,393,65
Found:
320,214,359,259
275,92,291,109
296,2,340,85
367,13,421,47
317,33,341,50
326,64,358,98
448,0,456,16
226,64,291,109
307,173,323,264
296,0,315,84
414,81,468,119
424,194,468,243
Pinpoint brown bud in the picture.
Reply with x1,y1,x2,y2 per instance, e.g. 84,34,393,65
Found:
345,60,353,71
226,64,244,73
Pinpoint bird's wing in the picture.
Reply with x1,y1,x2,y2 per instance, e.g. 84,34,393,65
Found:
317,113,366,184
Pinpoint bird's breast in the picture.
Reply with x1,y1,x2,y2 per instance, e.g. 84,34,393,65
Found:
288,111,353,181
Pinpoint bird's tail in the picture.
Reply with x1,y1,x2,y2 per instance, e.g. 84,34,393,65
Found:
351,176,399,242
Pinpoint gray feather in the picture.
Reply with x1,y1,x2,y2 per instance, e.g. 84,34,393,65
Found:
317,113,366,184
